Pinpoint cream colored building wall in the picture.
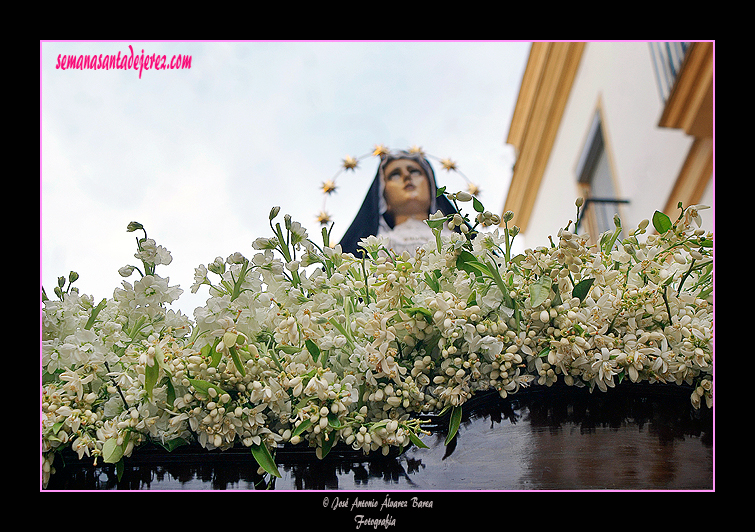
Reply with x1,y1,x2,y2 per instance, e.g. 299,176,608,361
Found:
516,42,703,252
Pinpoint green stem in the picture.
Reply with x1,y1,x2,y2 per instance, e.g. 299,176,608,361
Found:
230,261,249,301
104,361,129,410
503,222,512,266
662,287,672,328
360,252,371,305
677,258,696,295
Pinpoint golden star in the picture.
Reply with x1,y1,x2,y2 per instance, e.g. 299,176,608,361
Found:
467,182,481,196
373,144,389,157
342,155,359,171
316,211,332,225
408,145,425,156
440,158,457,172
321,180,337,194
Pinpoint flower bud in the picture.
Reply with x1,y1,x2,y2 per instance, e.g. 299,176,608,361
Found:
227,252,246,264
223,331,239,348
386,396,402,407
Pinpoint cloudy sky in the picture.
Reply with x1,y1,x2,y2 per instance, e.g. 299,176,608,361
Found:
41,41,531,317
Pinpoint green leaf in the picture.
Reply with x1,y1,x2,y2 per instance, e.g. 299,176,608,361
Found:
320,431,337,458
423,272,440,292
407,430,429,449
327,413,342,430
158,437,190,452
425,217,447,230
116,458,125,481
472,196,484,213
551,282,563,306
321,225,330,248
466,291,477,306
305,339,321,363
188,378,224,398
102,438,124,464
250,443,281,478
84,298,108,330
572,278,595,302
445,405,463,445
144,360,159,401
163,376,176,407
278,345,301,355
404,306,433,319
652,210,672,234
436,186,446,198
228,346,246,377
207,340,222,368
42,368,64,385
456,251,492,277
292,418,313,438
529,275,551,308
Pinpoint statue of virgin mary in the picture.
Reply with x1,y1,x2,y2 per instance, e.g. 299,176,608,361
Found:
338,149,457,256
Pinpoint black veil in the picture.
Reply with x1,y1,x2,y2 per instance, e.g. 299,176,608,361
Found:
338,150,457,255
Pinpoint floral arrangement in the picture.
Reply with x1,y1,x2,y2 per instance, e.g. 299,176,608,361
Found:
41,193,713,487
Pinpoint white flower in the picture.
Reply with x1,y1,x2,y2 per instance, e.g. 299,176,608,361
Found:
227,252,246,264
190,264,209,293
40,200,714,486
134,238,172,266
288,219,308,247
303,375,329,400
118,265,135,277
358,235,389,254
468,334,504,362
207,257,226,275
323,244,344,259
683,204,709,227
253,250,284,274
133,274,183,309
59,369,95,401
590,348,619,392
253,237,279,250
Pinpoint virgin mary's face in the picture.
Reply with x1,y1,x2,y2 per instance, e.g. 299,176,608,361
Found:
382,159,432,221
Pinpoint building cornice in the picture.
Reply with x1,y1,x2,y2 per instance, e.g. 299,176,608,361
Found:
503,42,586,232
658,41,713,138
659,41,714,215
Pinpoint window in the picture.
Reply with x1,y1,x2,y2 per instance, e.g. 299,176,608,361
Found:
649,42,691,103
575,111,627,240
